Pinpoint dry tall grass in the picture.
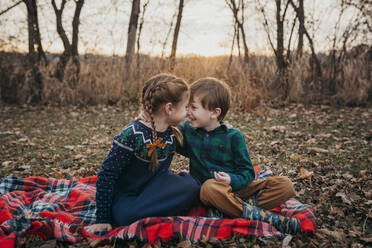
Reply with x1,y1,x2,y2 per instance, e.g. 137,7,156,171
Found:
0,51,370,109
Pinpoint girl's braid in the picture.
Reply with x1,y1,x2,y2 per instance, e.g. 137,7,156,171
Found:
145,82,166,169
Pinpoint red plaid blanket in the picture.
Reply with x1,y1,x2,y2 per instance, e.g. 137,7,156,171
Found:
0,175,316,247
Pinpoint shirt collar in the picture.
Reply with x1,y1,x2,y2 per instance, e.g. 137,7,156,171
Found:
196,121,228,134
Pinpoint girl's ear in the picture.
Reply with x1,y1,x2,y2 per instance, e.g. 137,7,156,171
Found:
164,102,173,115
210,108,222,120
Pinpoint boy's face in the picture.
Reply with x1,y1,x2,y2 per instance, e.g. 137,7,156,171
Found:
187,95,218,129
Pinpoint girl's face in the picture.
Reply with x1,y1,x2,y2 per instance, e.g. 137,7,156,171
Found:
167,91,189,126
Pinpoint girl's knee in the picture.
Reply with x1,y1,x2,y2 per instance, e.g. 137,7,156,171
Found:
112,203,139,226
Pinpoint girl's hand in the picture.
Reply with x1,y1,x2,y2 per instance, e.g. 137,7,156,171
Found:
84,223,112,233
214,171,231,185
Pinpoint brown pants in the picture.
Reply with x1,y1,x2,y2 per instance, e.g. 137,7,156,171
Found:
200,176,295,218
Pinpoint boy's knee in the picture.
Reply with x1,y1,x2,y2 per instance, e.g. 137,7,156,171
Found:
200,179,230,205
277,176,295,198
200,179,218,204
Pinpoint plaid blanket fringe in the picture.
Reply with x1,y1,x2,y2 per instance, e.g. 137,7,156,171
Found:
0,171,316,247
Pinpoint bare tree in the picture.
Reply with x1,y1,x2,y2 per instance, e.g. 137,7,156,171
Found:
161,11,177,60
328,0,371,93
256,0,290,73
136,0,149,77
296,0,304,57
169,0,184,71
23,0,47,103
256,0,291,99
51,0,84,81
0,1,22,16
225,0,249,64
288,0,322,76
125,0,140,78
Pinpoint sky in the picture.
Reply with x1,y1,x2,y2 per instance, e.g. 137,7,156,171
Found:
0,0,368,57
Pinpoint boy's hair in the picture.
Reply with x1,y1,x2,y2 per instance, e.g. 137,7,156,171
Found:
141,73,188,169
190,77,231,121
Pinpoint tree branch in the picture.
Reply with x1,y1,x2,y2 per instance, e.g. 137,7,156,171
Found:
0,0,22,16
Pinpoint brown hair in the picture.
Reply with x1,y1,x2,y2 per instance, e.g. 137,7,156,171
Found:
190,77,231,121
141,73,188,170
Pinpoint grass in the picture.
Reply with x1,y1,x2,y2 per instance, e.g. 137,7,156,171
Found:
0,103,371,247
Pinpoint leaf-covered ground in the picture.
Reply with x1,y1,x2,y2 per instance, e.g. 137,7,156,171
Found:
0,104,371,247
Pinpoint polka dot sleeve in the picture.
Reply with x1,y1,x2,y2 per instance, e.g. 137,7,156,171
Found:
95,127,135,224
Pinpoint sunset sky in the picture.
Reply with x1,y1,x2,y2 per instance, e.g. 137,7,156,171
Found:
0,0,363,56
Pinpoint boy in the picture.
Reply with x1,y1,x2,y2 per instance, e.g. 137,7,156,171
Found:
177,78,301,234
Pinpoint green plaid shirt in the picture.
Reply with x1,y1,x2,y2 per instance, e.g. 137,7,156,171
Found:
177,121,255,192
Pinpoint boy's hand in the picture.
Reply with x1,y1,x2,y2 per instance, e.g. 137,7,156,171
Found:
84,223,112,233
135,111,150,123
214,171,231,185
224,121,233,129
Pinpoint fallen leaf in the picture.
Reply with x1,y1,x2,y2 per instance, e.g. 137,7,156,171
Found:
1,161,12,167
319,228,345,242
336,192,352,205
72,154,86,160
330,206,344,217
270,125,286,132
306,138,317,144
64,145,75,150
177,240,191,248
307,147,329,153
270,140,280,145
290,154,302,162
70,112,79,118
298,168,313,186
18,137,29,142
282,234,293,247
360,237,372,243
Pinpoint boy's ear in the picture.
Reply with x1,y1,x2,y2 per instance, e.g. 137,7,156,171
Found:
210,108,222,120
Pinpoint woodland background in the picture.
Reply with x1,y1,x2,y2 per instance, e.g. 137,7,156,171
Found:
0,0,371,107
0,0,371,247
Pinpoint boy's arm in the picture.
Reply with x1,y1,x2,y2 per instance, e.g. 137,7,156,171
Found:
175,122,189,157
229,131,255,191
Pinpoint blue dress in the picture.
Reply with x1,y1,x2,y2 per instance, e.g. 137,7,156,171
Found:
95,121,200,226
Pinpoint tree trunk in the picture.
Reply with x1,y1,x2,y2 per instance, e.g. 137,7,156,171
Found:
51,0,70,80
275,0,286,73
24,0,45,104
289,0,322,76
136,0,149,77
125,0,140,78
52,0,83,81
227,0,249,64
71,0,84,76
297,0,304,57
170,0,184,71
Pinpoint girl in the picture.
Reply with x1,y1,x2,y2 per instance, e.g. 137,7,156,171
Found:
86,74,200,232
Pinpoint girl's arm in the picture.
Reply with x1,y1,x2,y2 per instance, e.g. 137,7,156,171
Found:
95,129,135,224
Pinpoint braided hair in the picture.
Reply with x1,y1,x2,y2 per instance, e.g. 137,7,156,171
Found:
141,73,187,170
